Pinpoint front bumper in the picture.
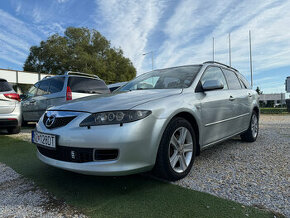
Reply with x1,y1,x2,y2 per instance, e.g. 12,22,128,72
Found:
37,151,153,176
35,112,166,176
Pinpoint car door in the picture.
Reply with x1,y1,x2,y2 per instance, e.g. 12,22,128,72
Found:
199,66,235,145
34,79,51,120
46,76,66,109
222,69,251,132
22,83,39,121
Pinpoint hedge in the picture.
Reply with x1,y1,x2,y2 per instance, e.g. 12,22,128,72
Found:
260,108,288,114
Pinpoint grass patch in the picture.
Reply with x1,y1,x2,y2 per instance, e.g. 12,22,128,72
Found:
260,108,288,114
0,136,276,218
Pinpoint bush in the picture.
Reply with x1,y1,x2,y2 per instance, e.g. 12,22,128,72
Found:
260,108,288,114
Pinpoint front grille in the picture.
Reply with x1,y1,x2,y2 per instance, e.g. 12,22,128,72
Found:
37,145,119,163
37,145,94,163
43,114,76,129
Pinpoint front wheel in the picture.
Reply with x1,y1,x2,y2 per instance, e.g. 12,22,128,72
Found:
154,117,196,181
241,111,259,142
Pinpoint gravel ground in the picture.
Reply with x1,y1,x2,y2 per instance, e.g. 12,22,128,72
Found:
1,115,289,217
174,115,290,217
6,127,33,142
0,163,86,218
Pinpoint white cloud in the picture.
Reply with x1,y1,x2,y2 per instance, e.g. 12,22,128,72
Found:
95,0,165,74
15,2,22,13
0,9,42,67
154,0,290,79
57,0,69,3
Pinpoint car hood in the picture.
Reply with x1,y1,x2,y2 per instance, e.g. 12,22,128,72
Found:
49,89,182,113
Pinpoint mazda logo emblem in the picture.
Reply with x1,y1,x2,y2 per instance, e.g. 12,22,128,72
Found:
45,114,56,128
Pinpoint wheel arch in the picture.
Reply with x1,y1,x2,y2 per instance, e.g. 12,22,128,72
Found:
158,110,201,156
253,106,260,118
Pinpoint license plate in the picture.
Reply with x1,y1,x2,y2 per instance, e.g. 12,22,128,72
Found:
32,131,56,149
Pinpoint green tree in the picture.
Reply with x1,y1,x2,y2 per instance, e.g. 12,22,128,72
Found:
24,27,136,83
255,86,263,95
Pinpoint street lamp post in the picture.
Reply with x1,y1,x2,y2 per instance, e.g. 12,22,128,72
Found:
143,51,154,70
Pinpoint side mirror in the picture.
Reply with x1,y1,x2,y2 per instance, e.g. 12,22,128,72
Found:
202,80,224,91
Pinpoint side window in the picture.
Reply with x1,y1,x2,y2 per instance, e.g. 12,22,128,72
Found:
238,74,250,89
27,83,39,98
68,77,110,94
222,69,242,89
201,67,228,89
49,77,65,94
36,79,50,96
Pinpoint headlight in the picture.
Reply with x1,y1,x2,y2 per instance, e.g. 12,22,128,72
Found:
79,110,152,127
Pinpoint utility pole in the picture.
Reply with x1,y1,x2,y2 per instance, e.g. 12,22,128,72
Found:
143,51,154,70
249,30,253,88
229,33,231,66
212,37,215,61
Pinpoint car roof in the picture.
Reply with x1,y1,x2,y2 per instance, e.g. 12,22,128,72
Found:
150,62,240,74
37,73,102,83
153,64,202,72
202,61,240,73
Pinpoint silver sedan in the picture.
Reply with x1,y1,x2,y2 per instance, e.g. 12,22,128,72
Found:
33,61,259,181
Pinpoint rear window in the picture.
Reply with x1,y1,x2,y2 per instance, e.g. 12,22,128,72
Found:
68,77,109,94
0,80,13,92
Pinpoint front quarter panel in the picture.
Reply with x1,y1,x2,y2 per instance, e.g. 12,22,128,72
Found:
132,91,202,160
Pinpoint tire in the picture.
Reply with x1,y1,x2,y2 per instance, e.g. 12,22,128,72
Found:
7,126,21,134
21,117,28,127
241,111,259,142
154,117,196,181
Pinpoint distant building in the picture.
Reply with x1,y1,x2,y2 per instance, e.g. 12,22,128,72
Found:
259,93,286,106
0,68,49,85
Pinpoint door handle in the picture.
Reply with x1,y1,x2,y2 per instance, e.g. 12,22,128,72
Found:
29,100,36,104
229,96,235,101
248,93,252,97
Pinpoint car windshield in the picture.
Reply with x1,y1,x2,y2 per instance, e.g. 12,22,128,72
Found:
118,65,201,91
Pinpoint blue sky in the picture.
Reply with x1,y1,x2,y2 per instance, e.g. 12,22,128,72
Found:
0,0,289,94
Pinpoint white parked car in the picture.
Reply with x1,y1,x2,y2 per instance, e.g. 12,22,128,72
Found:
0,79,21,134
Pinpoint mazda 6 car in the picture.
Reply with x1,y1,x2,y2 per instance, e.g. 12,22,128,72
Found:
32,61,259,181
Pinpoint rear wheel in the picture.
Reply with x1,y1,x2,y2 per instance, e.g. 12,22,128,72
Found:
241,111,259,142
7,126,20,134
154,117,196,181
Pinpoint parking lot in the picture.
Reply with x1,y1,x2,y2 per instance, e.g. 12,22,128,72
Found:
175,115,290,217
0,114,289,217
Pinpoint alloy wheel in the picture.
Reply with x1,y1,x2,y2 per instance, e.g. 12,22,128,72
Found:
168,127,193,173
251,114,258,138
